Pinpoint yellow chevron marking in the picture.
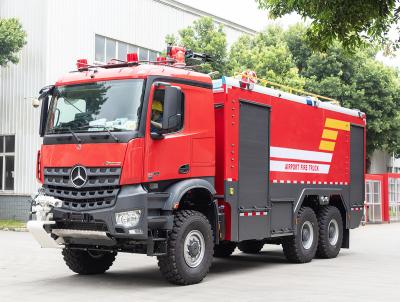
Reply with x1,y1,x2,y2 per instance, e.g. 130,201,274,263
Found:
325,118,350,131
319,140,336,151
322,129,338,140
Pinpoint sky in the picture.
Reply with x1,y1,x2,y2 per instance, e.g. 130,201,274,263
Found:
178,0,400,67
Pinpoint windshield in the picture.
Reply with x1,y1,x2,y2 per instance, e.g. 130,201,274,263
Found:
46,79,144,133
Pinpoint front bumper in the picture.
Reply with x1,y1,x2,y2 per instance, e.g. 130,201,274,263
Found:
51,185,173,240
28,185,173,250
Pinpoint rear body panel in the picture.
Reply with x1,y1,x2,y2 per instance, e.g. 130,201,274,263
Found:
213,77,366,241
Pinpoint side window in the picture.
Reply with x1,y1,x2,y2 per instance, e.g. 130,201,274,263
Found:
150,87,184,134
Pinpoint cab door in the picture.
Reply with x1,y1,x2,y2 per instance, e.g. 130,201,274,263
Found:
143,82,191,183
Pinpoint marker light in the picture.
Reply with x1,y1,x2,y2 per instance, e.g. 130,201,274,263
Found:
115,210,141,228
127,53,138,62
76,59,88,69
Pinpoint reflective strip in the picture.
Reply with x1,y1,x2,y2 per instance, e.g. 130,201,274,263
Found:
325,118,350,131
319,140,336,151
322,129,338,140
270,146,332,163
240,211,268,217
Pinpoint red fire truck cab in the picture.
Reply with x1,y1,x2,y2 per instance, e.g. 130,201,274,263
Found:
28,50,366,285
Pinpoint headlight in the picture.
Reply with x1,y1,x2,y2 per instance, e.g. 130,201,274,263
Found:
115,210,141,228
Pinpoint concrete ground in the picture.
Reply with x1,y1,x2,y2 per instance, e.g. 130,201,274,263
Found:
0,223,399,302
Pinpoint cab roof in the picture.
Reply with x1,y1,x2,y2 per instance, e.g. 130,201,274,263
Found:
55,63,212,86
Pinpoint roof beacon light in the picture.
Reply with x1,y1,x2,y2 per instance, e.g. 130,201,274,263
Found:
127,52,138,63
76,59,88,70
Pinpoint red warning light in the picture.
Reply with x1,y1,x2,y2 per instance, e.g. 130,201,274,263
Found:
127,53,138,62
76,59,88,69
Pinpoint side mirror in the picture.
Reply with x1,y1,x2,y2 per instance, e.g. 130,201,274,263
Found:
38,85,55,137
162,86,183,131
39,95,49,137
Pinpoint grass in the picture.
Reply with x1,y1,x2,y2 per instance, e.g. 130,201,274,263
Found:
0,220,26,229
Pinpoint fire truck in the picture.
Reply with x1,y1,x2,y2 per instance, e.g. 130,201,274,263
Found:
28,46,366,285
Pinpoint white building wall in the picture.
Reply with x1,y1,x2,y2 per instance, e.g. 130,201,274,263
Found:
0,0,48,195
0,0,255,196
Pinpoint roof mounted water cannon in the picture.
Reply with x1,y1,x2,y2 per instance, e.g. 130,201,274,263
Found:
166,45,213,67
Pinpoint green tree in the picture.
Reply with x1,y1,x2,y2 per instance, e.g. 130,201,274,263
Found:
0,18,26,67
228,26,305,89
165,17,227,77
256,0,399,51
284,25,400,158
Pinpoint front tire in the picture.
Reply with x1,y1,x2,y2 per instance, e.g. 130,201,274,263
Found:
316,206,343,258
282,207,318,263
62,249,116,275
238,240,264,254
214,241,236,257
157,210,214,285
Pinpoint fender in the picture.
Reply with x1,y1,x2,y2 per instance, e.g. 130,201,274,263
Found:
163,178,216,211
163,178,219,243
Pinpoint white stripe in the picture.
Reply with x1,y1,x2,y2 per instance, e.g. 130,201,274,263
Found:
293,180,298,184
301,181,305,184
273,180,278,183
287,180,291,184
270,147,332,163
270,160,330,174
279,180,284,184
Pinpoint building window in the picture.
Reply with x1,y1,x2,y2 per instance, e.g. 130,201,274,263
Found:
95,34,159,63
0,135,15,191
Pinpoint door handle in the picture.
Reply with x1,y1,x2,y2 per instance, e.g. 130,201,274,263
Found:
179,164,190,174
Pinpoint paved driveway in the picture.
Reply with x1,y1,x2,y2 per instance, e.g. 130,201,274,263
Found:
0,223,399,302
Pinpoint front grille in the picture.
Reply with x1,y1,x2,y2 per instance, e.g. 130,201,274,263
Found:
44,166,121,210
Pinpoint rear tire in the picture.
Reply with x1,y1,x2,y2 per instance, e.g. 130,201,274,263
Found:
238,240,264,254
157,210,214,285
282,207,318,263
214,241,236,257
316,206,343,259
62,249,116,275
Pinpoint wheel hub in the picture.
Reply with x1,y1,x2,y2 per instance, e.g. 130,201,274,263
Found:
328,219,339,245
188,240,200,257
183,230,206,268
301,221,314,250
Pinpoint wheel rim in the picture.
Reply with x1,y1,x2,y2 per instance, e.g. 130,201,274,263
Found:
328,219,339,246
184,230,205,268
301,221,314,250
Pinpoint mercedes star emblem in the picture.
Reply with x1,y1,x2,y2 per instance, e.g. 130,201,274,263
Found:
70,166,88,188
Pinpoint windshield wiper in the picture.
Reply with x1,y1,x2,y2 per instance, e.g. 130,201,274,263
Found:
77,125,119,142
49,127,82,144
